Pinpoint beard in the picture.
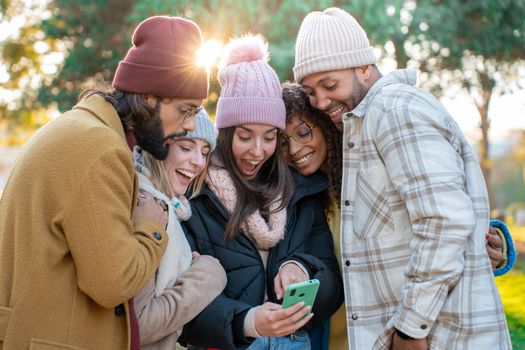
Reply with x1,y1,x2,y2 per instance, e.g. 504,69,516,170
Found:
345,69,368,111
132,102,169,160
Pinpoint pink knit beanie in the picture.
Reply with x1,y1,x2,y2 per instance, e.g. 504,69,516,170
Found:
215,34,286,130
113,16,208,99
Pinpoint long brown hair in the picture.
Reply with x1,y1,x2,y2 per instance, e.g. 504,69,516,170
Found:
281,82,342,205
214,126,294,240
80,87,172,159
79,88,156,134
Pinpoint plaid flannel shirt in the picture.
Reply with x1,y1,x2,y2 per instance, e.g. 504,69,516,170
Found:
340,70,511,349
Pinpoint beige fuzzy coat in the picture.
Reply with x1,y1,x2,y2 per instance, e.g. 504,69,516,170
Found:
0,94,167,349
135,254,226,350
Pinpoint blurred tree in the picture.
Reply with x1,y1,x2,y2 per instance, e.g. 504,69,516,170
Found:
2,0,402,122
2,0,328,120
492,130,525,210
0,0,58,129
36,0,136,112
3,0,523,201
405,0,525,202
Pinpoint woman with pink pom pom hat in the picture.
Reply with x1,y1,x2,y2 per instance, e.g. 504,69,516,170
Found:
180,34,343,350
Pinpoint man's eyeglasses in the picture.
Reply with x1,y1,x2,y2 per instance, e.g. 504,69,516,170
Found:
164,105,203,141
280,121,319,149
180,105,203,122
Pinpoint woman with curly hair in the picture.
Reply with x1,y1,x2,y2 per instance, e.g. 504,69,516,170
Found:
281,82,342,205
281,82,346,349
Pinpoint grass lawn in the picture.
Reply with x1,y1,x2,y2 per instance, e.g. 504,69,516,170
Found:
496,224,525,349
508,223,525,242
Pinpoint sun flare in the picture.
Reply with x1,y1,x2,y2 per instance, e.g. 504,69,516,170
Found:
196,40,224,71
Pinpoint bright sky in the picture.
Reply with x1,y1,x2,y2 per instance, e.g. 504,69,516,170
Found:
379,60,525,146
442,90,525,144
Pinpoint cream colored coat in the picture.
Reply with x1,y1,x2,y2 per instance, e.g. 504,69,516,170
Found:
0,94,168,349
135,254,226,350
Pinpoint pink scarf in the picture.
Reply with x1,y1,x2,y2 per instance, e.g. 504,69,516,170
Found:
207,167,286,249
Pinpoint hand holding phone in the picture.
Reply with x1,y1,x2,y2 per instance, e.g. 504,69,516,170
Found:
281,279,320,314
273,262,309,299
254,301,313,337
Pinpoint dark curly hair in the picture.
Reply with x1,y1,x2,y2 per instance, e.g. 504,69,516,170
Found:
281,82,342,206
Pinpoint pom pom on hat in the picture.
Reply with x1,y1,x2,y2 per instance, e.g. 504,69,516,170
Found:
215,34,285,130
221,34,269,66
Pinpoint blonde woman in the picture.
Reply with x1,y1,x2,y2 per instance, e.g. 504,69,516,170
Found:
133,110,226,349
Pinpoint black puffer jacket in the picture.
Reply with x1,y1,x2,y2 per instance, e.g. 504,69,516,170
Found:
180,170,344,350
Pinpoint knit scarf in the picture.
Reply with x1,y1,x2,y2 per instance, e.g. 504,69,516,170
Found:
134,148,193,297
206,166,286,249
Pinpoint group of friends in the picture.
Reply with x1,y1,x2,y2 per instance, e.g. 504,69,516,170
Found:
0,7,516,350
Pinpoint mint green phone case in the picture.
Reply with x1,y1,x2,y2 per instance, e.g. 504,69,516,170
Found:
281,279,320,312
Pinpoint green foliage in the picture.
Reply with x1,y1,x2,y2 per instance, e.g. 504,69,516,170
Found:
2,0,410,119
0,0,8,13
408,0,525,84
2,0,393,119
413,0,525,60
35,0,135,112
1,1,53,127
496,256,525,349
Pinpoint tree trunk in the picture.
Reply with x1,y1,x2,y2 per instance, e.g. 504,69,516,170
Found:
474,71,495,208
477,101,493,207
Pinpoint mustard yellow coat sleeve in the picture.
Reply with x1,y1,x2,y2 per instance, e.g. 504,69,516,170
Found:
62,147,168,307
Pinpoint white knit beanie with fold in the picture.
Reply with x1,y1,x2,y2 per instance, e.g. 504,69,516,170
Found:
293,7,377,83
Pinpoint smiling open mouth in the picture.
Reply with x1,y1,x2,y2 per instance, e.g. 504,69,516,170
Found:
327,105,345,119
176,168,196,180
294,153,313,164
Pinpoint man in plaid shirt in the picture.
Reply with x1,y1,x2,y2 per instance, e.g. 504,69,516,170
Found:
293,7,511,350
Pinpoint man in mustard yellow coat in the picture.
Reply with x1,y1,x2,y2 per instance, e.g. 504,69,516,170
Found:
0,16,208,349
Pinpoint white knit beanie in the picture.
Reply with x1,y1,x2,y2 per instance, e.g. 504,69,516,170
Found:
293,7,377,83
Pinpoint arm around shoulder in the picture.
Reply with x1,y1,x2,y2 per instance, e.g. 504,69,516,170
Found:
62,148,167,308
491,219,516,276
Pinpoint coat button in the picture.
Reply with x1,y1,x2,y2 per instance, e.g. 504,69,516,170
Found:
420,324,427,330
351,313,358,320
153,231,162,240
345,260,351,267
114,304,125,316
344,200,350,206
348,142,355,149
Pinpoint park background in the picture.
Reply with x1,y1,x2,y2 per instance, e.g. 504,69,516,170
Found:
1,0,524,348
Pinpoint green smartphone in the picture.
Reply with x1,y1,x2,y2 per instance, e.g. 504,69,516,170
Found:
281,279,320,313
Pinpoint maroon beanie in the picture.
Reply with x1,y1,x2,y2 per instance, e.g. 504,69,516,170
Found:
112,16,208,99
